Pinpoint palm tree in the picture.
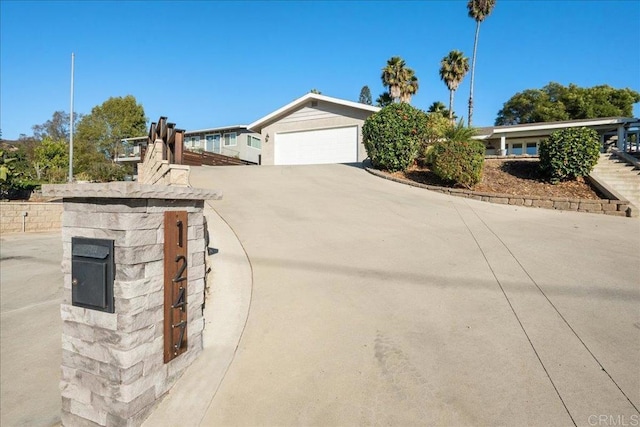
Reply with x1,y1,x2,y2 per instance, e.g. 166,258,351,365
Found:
444,119,477,142
400,73,419,104
467,0,496,126
439,50,470,123
427,101,451,118
376,92,393,107
381,56,418,103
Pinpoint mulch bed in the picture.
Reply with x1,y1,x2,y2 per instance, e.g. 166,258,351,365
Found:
389,158,603,200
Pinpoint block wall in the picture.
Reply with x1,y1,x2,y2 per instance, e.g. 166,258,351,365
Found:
0,201,63,233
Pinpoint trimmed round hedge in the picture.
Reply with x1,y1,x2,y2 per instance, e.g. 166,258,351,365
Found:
539,127,600,183
362,103,428,172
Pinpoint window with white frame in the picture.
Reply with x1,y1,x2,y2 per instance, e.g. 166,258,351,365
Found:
510,143,523,155
223,132,237,146
247,135,261,149
526,142,537,155
185,136,201,149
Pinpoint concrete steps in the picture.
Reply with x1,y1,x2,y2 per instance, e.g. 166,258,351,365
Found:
592,153,640,210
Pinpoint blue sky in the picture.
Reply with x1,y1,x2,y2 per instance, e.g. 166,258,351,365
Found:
1,0,639,140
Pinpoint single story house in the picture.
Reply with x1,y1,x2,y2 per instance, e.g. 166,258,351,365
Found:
119,104,638,171
248,93,380,165
475,117,640,156
182,125,261,164
120,125,262,166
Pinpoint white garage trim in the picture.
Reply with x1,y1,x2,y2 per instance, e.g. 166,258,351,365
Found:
274,126,358,165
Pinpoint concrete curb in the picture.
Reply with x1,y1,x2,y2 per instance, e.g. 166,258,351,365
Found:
143,202,253,426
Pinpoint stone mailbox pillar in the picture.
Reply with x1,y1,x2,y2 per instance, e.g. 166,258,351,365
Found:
42,182,221,427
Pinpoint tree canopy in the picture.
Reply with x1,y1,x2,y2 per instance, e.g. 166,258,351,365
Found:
428,101,447,115
359,86,373,105
75,95,147,161
376,92,393,107
439,50,469,121
495,83,640,125
381,56,419,104
467,0,496,22
32,110,73,141
33,137,69,182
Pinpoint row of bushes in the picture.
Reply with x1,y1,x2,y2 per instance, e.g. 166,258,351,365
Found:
362,103,601,187
362,103,485,187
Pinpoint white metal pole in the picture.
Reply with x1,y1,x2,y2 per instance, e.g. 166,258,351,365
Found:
68,52,75,183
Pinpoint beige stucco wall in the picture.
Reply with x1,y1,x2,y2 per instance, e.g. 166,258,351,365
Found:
0,201,63,233
259,100,375,165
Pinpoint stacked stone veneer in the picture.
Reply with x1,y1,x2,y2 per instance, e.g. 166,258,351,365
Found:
137,139,190,186
42,182,221,427
365,167,631,217
0,201,63,233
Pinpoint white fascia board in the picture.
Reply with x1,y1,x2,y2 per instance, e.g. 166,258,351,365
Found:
186,125,248,135
248,93,380,133
311,93,381,113
496,118,632,134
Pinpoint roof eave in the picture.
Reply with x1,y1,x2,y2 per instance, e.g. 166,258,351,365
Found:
493,117,636,135
248,93,380,133
185,125,248,135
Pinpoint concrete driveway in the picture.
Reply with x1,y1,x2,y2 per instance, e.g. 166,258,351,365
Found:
0,231,63,427
189,163,639,426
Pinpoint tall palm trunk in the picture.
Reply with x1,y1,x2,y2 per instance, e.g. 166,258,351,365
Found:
390,85,401,102
468,20,480,126
449,89,455,123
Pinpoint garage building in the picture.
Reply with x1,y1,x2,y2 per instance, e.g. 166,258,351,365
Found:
248,93,380,165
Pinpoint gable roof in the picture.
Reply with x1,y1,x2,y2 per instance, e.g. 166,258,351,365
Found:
248,93,380,133
475,117,638,139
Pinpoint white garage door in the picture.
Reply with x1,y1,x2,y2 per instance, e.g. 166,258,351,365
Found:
274,126,358,165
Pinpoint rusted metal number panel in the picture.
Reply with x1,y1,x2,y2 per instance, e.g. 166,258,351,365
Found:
163,211,188,363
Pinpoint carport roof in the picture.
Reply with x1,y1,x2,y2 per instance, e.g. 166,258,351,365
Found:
475,116,638,139
248,93,380,133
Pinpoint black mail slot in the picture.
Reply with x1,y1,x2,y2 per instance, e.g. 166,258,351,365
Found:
71,237,115,313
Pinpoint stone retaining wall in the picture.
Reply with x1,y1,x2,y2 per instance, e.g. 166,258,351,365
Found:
365,167,631,217
0,201,63,233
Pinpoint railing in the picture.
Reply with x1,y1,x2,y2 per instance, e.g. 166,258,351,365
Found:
182,150,255,166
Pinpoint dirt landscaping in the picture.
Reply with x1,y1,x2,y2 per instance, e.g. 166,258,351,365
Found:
390,158,603,200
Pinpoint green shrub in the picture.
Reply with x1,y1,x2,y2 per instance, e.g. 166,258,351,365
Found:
539,127,600,183
86,162,127,182
362,103,429,172
0,178,39,200
431,123,484,188
0,149,39,199
417,113,452,165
